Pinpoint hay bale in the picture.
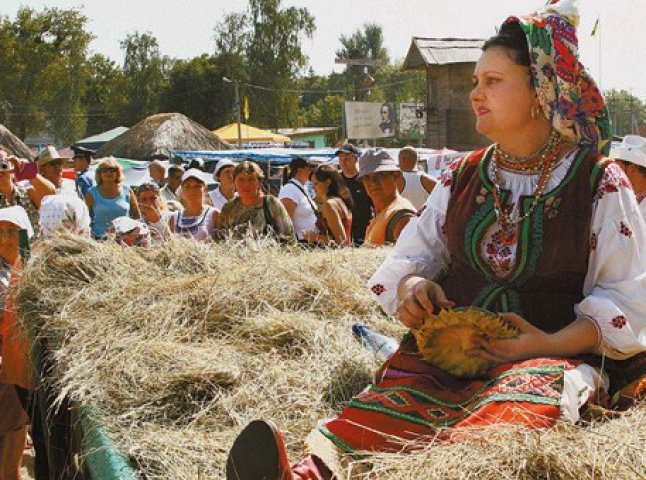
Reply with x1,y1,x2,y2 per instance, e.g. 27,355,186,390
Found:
95,112,231,160
15,236,646,479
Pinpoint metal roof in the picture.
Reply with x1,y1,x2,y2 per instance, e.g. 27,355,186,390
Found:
403,38,485,70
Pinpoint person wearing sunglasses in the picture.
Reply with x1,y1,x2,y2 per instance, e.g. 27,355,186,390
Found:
137,182,171,242
168,169,218,242
160,165,184,211
85,157,140,240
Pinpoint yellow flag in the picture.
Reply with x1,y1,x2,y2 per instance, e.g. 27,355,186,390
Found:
243,97,250,120
591,17,600,37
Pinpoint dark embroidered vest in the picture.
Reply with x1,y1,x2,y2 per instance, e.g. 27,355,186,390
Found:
442,146,608,333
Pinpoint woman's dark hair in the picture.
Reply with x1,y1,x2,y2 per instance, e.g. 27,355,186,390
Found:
313,165,354,210
482,21,530,67
282,156,311,183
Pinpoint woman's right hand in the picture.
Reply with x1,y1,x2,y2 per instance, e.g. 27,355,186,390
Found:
396,276,455,328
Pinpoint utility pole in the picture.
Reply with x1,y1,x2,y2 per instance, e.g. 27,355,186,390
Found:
223,77,243,148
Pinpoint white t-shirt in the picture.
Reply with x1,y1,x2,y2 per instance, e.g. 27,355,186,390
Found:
278,179,317,240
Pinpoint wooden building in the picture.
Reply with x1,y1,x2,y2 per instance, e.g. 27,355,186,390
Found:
403,38,489,151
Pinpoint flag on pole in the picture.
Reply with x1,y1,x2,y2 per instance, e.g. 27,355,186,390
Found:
591,17,600,37
243,97,250,121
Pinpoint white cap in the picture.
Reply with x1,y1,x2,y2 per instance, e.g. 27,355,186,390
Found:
111,216,149,236
0,206,34,239
213,159,235,179
181,168,208,184
610,135,646,168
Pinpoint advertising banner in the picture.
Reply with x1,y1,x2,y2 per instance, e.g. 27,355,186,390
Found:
344,101,395,139
399,103,425,139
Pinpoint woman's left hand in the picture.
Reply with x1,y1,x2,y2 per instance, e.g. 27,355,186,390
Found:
469,312,552,365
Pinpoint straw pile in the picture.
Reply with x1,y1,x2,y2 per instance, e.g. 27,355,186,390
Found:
15,235,646,479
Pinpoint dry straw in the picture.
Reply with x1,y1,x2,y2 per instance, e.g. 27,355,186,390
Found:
15,234,646,479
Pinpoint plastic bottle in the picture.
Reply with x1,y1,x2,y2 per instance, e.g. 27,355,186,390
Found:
352,323,400,362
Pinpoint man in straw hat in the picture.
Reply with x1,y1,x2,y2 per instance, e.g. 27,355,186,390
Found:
611,135,646,219
37,146,76,196
357,148,415,246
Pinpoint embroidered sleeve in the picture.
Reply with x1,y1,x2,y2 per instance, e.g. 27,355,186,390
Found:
367,177,452,315
576,163,646,359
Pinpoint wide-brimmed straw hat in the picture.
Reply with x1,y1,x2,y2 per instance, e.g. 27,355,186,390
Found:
357,148,400,179
610,135,646,169
37,146,71,167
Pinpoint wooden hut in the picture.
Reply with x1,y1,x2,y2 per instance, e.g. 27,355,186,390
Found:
403,38,489,151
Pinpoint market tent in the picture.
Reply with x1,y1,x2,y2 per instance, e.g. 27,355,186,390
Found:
0,123,34,160
95,113,231,161
213,123,290,144
74,126,129,151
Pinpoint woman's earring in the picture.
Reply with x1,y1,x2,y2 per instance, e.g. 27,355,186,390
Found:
531,105,541,120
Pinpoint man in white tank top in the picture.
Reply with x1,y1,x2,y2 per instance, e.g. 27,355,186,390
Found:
396,146,437,211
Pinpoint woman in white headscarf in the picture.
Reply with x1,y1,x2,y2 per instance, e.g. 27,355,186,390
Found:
38,194,91,239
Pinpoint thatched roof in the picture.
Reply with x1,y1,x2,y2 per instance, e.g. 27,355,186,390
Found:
0,124,34,160
95,113,232,160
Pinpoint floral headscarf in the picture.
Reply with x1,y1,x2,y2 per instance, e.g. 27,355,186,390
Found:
39,194,91,238
505,0,611,155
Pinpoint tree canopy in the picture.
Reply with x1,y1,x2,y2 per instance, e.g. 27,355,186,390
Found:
1,2,641,147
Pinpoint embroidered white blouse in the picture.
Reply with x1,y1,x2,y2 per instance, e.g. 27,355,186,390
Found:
368,148,646,360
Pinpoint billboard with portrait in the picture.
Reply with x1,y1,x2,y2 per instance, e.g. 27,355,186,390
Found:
399,103,426,139
344,101,395,139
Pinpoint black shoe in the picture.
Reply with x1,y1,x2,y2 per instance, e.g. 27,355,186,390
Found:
226,419,292,480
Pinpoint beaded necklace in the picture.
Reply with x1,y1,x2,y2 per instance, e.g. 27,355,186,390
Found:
493,130,561,175
490,134,563,239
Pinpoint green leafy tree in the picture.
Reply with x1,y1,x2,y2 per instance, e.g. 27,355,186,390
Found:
214,12,249,57
605,89,646,136
120,32,169,125
245,0,315,128
0,7,92,142
160,54,247,129
82,54,128,135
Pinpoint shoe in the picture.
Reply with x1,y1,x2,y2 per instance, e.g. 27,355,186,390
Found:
226,419,292,480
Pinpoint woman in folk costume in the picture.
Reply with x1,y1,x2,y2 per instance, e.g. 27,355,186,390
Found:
225,1,646,479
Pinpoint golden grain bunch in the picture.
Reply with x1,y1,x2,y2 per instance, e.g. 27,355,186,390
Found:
412,307,519,379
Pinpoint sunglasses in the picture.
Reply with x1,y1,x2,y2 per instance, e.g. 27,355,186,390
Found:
138,182,160,194
102,167,118,174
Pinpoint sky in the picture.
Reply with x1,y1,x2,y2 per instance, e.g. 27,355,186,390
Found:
2,0,645,99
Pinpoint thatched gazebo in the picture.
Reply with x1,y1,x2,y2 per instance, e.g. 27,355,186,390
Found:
0,124,34,160
95,113,231,160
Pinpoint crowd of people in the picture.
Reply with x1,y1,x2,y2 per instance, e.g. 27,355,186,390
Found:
63,143,433,248
1,1,646,479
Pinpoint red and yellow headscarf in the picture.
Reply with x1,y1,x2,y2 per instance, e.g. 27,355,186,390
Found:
505,0,611,155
